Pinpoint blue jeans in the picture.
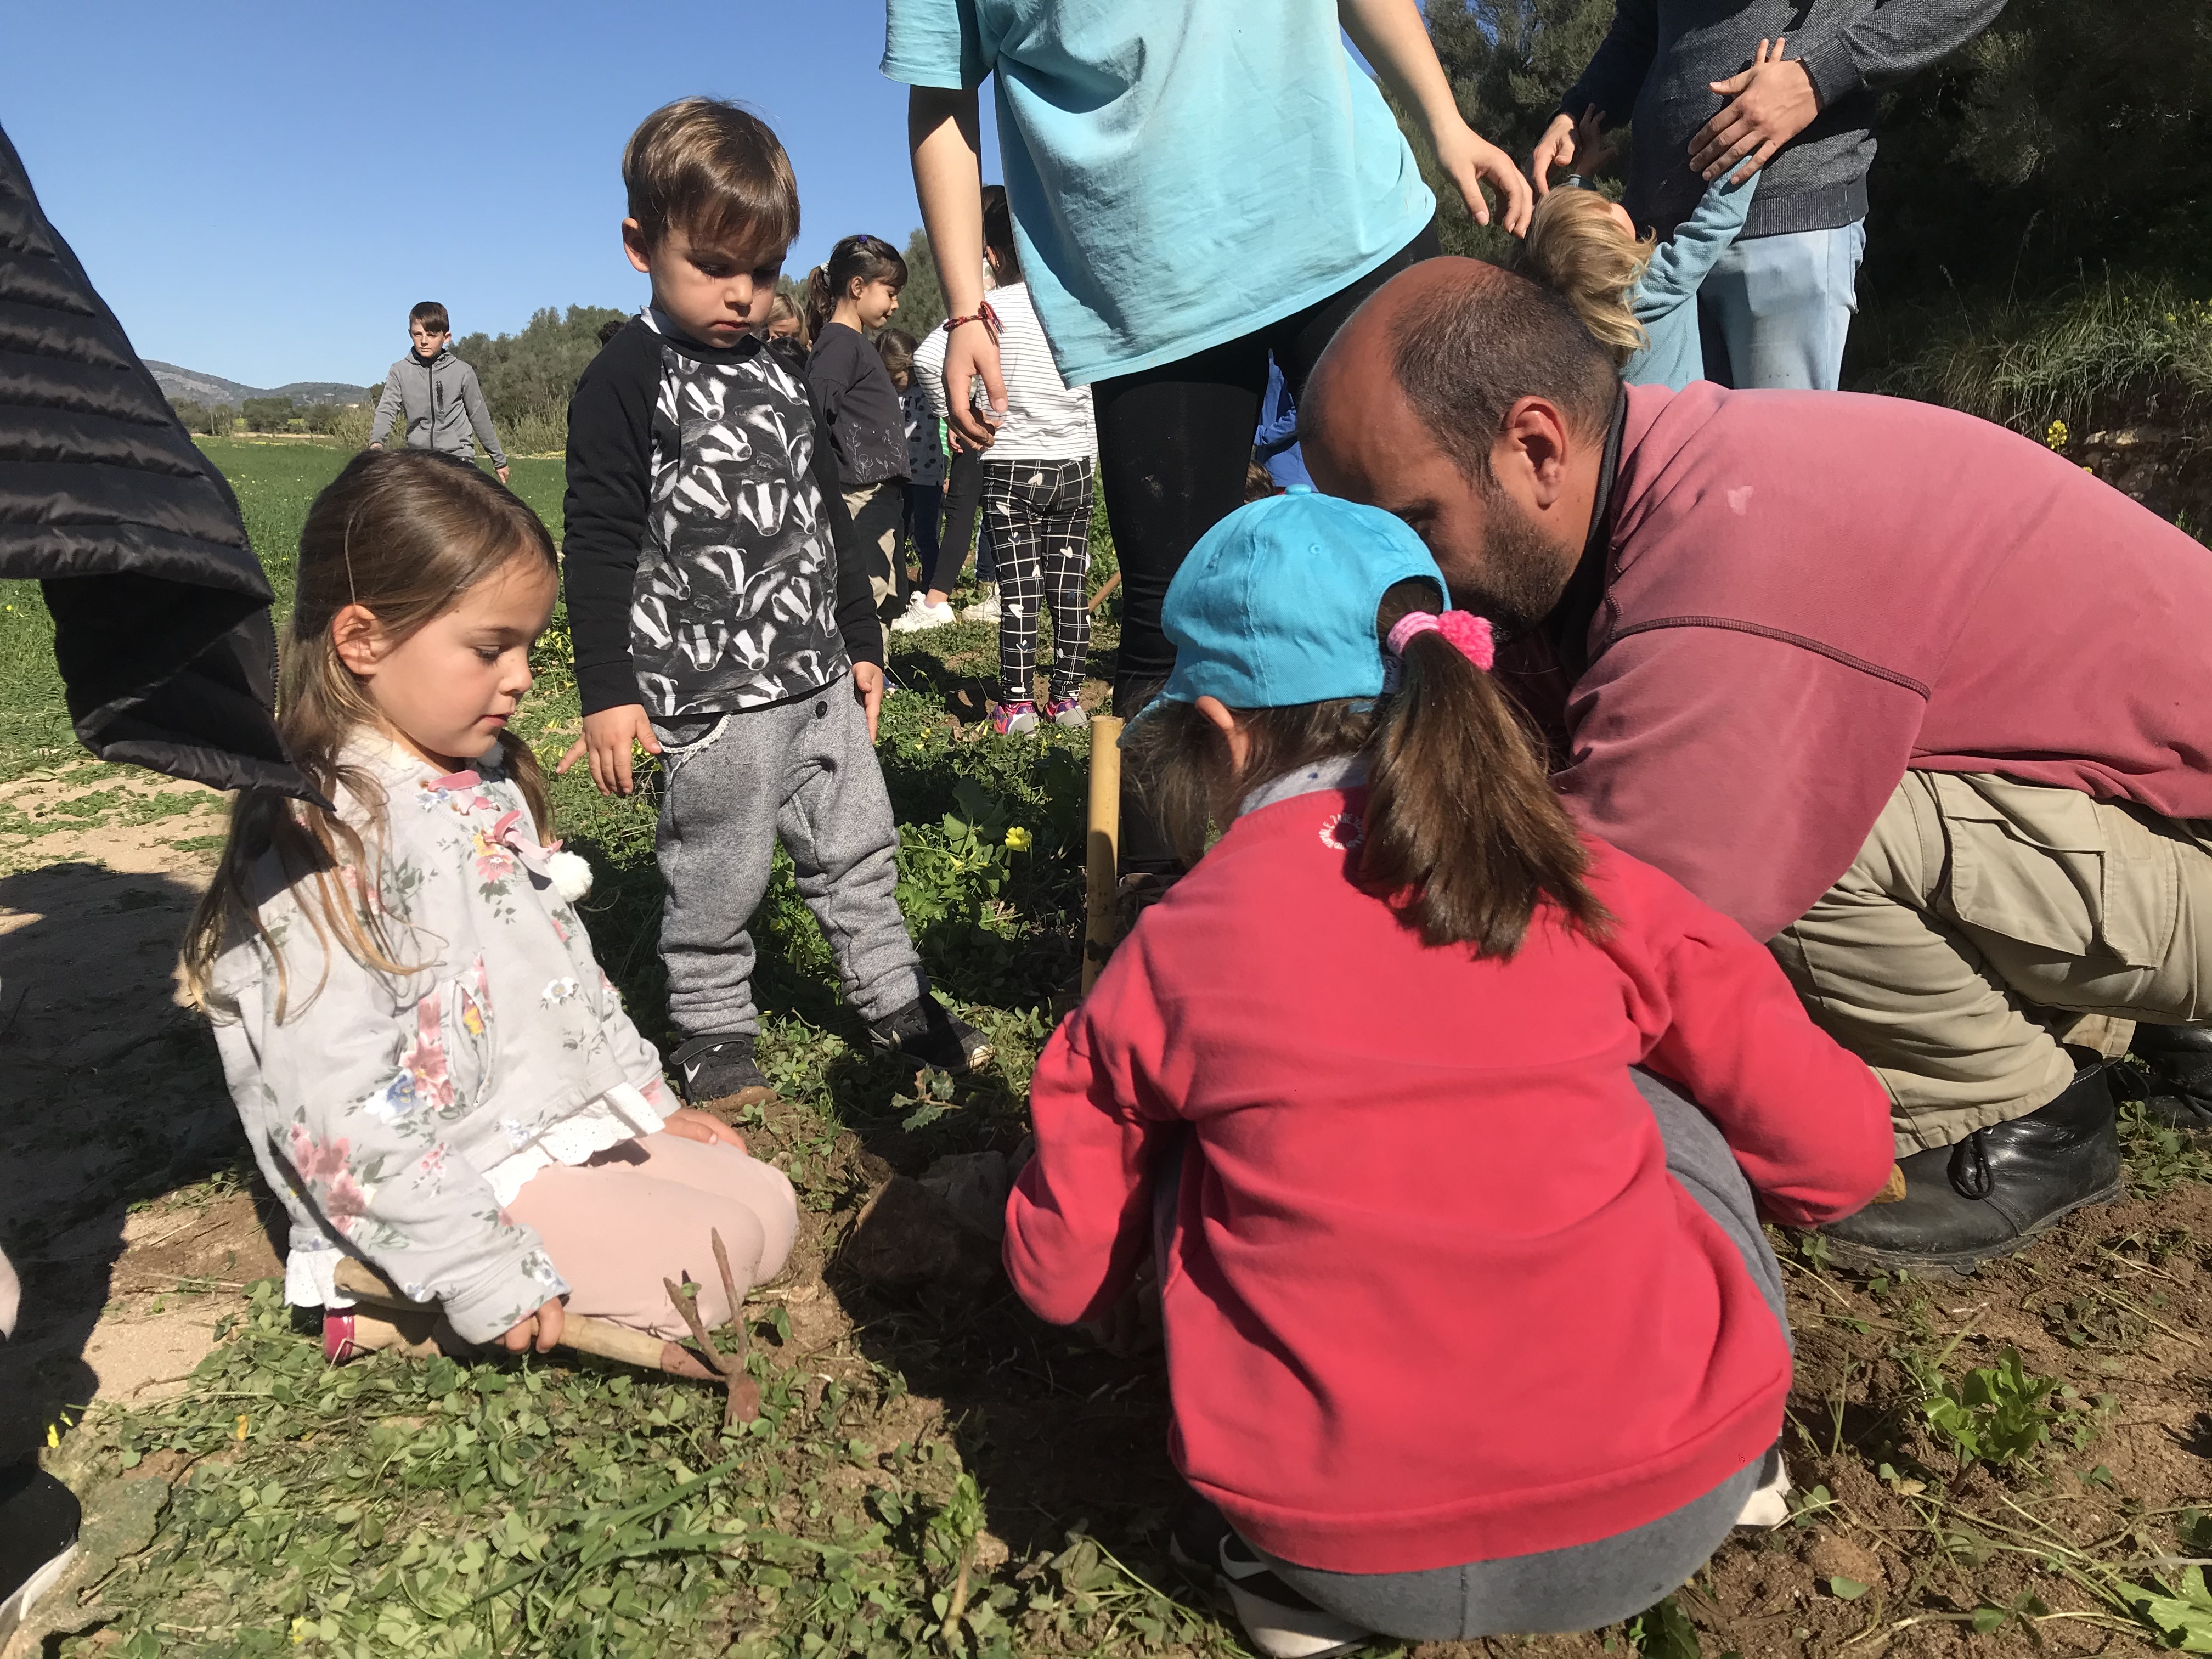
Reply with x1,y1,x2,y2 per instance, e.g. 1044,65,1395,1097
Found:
1696,219,1866,392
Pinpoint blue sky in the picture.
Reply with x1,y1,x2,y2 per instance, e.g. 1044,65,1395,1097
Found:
2,1,999,390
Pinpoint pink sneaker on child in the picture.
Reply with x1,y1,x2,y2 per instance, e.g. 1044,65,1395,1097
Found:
990,699,1040,736
1043,696,1088,729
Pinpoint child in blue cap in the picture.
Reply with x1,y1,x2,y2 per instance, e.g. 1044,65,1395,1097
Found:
1005,489,1893,1654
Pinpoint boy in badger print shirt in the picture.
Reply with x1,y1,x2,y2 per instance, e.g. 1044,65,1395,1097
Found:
562,98,991,1111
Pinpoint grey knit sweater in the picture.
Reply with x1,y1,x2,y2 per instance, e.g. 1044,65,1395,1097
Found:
1560,0,2005,240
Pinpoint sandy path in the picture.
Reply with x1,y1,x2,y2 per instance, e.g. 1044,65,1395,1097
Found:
0,763,278,1457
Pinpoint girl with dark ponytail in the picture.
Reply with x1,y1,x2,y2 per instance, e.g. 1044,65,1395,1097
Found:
804,234,912,648
1005,492,1894,1651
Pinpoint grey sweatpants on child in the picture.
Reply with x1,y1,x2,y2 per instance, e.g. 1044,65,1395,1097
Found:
1252,1070,1788,1640
653,689,926,1039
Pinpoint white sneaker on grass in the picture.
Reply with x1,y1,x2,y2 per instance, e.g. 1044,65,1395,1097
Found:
889,592,956,634
960,590,1001,624
1215,1534,1373,1659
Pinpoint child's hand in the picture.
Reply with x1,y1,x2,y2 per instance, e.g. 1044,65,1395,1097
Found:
1571,105,1613,178
1693,36,1816,185
658,1108,749,1153
501,1297,564,1354
558,703,661,796
852,661,885,742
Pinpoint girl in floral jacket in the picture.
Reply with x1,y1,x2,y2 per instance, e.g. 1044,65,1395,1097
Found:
184,450,797,1355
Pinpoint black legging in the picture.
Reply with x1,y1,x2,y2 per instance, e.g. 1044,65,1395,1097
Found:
926,442,994,594
1093,219,1443,867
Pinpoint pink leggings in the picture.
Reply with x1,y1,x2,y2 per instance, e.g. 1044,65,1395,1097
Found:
504,1133,798,1338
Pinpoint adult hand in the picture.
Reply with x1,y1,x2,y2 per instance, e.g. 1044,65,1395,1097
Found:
501,1297,564,1354
851,661,885,742
496,465,510,485
658,1108,749,1152
1530,111,1578,199
941,319,1006,449
558,703,661,796
1691,37,1818,184
1433,120,1533,236
369,441,383,451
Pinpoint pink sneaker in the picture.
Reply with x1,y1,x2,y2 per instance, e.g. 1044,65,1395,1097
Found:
323,1311,364,1365
1043,696,1088,729
990,699,1040,736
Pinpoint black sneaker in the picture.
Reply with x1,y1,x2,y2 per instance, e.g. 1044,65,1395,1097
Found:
0,1464,80,1644
1820,1063,2122,1274
2124,1024,2212,1129
670,1032,777,1115
1214,1532,1373,1659
867,998,994,1073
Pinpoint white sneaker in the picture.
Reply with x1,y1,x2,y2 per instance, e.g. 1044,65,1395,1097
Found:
1734,1447,1793,1528
960,590,1001,624
889,594,956,634
1216,1534,1372,1659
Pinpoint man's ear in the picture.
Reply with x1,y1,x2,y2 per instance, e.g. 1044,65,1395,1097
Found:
620,219,653,276
331,604,385,679
1491,396,1574,509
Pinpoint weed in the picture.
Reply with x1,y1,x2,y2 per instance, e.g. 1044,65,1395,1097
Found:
1912,1346,2100,1468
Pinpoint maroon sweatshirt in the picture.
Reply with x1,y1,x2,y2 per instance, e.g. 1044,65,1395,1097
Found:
1008,789,1892,1573
1553,385,2212,942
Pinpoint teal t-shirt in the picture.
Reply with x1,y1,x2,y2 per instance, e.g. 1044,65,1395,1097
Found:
882,0,1435,387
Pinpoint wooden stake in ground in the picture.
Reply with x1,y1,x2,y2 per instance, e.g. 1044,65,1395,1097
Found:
1083,715,1125,993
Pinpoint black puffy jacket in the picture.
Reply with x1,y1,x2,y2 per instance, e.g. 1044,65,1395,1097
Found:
0,123,302,795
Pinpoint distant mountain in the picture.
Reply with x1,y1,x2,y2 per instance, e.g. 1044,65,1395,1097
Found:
146,361,371,407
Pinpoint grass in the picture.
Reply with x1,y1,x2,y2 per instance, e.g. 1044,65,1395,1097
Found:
1866,274,2212,439
18,441,2212,1658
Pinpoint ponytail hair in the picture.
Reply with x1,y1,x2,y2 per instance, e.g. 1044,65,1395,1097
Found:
1125,578,1605,959
980,184,1020,283
1517,188,1654,367
1361,580,1605,955
803,233,908,340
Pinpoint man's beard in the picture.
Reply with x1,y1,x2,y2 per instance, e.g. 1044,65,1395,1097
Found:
1448,487,1573,640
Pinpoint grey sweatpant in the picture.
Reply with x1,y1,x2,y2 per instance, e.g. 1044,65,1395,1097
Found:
653,689,925,1039
1257,1070,1783,1640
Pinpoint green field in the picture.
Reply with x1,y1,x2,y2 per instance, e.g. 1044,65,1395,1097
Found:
17,439,2212,1659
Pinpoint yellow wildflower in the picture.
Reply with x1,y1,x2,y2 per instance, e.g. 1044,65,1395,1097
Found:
2044,419,2069,450
235,1413,250,1441
1004,826,1033,851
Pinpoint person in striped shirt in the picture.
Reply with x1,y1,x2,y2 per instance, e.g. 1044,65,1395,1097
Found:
913,186,1100,733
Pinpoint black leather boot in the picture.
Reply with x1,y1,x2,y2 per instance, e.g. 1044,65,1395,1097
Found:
2123,1024,2212,1129
1820,1064,2122,1274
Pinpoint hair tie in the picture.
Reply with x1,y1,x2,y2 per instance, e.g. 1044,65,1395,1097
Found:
1386,610,1496,673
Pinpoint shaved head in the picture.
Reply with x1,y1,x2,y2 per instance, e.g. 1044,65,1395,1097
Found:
1305,258,1617,634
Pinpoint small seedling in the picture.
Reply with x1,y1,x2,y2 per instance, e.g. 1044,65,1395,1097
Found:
1918,1346,2090,1468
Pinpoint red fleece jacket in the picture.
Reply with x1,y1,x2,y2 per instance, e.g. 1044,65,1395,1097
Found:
1007,789,1892,1575
1556,385,2212,941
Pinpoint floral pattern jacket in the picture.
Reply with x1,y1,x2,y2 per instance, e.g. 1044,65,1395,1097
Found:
206,738,670,1342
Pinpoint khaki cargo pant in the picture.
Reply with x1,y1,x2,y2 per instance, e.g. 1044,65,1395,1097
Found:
843,482,907,657
1770,772,2212,1154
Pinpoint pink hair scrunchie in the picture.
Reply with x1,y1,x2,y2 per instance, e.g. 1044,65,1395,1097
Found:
1385,610,1496,673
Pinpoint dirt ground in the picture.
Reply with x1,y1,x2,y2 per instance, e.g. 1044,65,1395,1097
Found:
5,753,2211,1655
0,762,279,1458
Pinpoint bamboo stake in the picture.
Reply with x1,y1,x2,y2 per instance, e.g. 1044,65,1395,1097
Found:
1086,570,1122,614
1082,715,1126,993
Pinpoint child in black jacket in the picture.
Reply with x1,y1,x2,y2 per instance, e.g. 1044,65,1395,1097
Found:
562,99,990,1109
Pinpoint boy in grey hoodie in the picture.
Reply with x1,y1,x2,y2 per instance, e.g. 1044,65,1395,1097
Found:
1532,0,2003,391
369,300,510,482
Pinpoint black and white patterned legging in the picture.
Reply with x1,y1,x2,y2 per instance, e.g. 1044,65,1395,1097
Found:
982,456,1094,703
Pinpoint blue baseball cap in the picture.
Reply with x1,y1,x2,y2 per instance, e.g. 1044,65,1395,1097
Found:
1152,487,1450,714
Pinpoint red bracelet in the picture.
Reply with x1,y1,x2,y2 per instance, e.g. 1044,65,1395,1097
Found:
942,300,1002,342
